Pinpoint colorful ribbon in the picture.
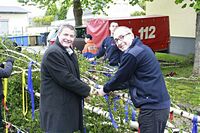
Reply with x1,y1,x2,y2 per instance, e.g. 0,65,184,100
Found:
28,61,35,119
104,94,118,128
125,99,136,122
113,96,120,112
103,73,112,77
22,70,28,116
3,78,9,133
95,83,100,89
192,115,198,133
169,111,174,122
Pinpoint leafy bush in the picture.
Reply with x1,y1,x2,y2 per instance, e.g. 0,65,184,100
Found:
33,15,54,26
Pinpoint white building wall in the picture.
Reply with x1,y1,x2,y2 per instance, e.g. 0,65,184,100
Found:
146,0,196,38
0,13,29,35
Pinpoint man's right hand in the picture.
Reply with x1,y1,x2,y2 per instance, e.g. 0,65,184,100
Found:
96,85,107,96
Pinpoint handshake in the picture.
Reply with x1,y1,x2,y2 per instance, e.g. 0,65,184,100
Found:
0,58,15,68
94,84,107,96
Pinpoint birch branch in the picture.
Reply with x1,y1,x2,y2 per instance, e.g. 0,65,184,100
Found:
5,49,41,67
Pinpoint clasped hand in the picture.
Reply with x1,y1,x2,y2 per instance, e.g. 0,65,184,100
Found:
96,85,106,96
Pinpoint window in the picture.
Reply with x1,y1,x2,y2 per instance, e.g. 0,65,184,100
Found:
0,19,9,35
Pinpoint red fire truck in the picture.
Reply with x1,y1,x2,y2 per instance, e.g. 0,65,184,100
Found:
86,15,170,52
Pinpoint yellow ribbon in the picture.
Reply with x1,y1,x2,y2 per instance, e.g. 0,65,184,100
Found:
3,78,8,133
22,70,28,116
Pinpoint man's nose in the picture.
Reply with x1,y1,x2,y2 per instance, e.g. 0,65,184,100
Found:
66,35,73,41
117,40,123,46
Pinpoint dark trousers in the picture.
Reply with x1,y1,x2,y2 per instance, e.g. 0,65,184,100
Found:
138,108,170,133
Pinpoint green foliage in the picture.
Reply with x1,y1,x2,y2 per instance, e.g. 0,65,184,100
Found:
57,2,70,20
42,15,54,25
175,0,200,12
32,17,42,26
137,0,147,10
131,11,146,16
45,3,58,16
45,1,71,20
33,15,54,26
0,40,42,132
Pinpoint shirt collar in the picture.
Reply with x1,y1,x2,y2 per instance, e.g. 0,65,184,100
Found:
66,47,73,55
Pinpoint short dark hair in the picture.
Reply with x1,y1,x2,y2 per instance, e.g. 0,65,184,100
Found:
85,34,92,40
57,24,76,36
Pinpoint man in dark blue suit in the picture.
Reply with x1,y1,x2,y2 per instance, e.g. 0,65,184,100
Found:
95,22,122,66
97,26,170,133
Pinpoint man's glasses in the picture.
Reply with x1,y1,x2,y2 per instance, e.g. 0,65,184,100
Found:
114,33,131,44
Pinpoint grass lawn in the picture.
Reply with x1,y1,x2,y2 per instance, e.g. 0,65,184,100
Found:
156,52,200,132
156,52,200,108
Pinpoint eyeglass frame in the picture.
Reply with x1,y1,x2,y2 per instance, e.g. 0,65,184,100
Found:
114,33,131,45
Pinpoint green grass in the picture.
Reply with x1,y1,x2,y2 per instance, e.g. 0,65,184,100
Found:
156,52,200,132
156,52,187,63
155,52,200,109
156,52,194,77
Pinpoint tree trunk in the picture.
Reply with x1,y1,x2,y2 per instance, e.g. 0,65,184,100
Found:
193,12,200,76
73,0,83,26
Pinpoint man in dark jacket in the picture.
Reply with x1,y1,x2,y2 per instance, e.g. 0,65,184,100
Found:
95,22,122,66
0,58,14,132
97,26,170,133
40,24,91,133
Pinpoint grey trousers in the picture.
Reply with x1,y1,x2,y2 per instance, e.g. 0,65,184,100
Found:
138,108,170,133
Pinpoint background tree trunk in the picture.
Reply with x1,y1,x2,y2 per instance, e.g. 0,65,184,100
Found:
73,0,83,26
193,12,200,76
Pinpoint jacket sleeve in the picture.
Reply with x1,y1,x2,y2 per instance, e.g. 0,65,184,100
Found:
103,53,137,93
44,52,91,97
95,38,107,58
0,62,13,78
108,45,122,66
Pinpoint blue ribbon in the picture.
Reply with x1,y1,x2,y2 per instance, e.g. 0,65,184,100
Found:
113,96,120,112
28,61,35,119
125,99,136,122
104,95,118,128
125,100,129,122
131,107,136,121
84,128,86,133
103,73,112,77
192,115,198,133
91,61,97,65
95,84,100,89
